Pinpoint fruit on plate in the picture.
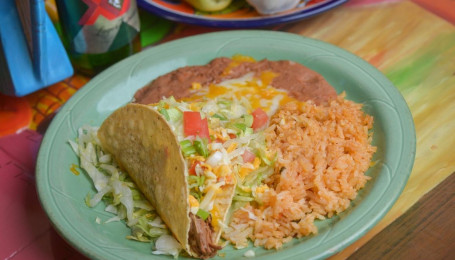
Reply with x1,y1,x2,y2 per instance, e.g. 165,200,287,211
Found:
184,0,233,11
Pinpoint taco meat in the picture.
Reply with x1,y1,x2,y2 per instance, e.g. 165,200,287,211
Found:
134,57,336,106
189,213,222,259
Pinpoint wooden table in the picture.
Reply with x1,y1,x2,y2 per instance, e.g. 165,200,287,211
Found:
1,0,454,259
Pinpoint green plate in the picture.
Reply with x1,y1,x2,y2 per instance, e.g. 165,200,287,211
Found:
36,30,415,260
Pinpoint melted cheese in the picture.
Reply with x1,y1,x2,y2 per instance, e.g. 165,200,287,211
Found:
186,72,297,114
221,54,256,76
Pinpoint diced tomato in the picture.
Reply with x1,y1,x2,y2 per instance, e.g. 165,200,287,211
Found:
183,111,210,140
189,161,201,176
242,150,256,163
184,111,202,136
251,108,268,130
228,133,237,139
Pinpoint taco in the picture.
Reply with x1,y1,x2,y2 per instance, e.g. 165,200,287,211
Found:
97,94,272,258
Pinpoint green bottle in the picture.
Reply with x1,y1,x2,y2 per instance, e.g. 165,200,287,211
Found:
55,0,141,76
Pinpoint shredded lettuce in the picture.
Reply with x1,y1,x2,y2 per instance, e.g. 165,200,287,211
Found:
232,195,254,202
193,138,209,158
167,107,183,122
70,126,178,257
152,234,182,258
159,108,170,121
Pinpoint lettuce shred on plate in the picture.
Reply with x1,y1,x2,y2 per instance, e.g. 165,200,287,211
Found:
69,126,181,257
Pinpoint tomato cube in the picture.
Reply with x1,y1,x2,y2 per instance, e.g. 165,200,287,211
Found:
251,108,268,130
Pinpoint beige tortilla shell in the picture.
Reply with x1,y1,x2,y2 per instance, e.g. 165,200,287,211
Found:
212,184,235,242
98,103,191,254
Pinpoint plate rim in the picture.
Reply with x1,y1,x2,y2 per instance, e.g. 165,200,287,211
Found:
137,0,348,28
36,30,416,260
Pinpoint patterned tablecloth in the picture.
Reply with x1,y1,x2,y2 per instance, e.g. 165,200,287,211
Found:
1,0,454,259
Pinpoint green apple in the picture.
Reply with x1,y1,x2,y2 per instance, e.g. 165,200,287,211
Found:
184,0,233,12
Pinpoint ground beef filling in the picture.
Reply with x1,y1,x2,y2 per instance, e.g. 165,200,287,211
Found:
133,57,337,106
188,213,221,259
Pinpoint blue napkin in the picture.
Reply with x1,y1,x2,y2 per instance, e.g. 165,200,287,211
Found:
0,0,73,96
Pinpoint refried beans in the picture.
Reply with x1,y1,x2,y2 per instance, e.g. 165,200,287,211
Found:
133,57,337,105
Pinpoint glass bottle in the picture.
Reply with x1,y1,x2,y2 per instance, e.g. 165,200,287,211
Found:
55,0,141,76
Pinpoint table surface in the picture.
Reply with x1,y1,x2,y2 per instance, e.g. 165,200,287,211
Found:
1,0,454,259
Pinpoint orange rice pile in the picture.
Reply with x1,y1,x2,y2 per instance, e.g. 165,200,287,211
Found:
223,94,376,249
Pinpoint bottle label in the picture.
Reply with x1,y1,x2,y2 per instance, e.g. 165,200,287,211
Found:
72,0,140,54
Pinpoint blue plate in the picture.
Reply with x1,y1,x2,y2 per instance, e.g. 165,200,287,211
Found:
137,0,348,28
